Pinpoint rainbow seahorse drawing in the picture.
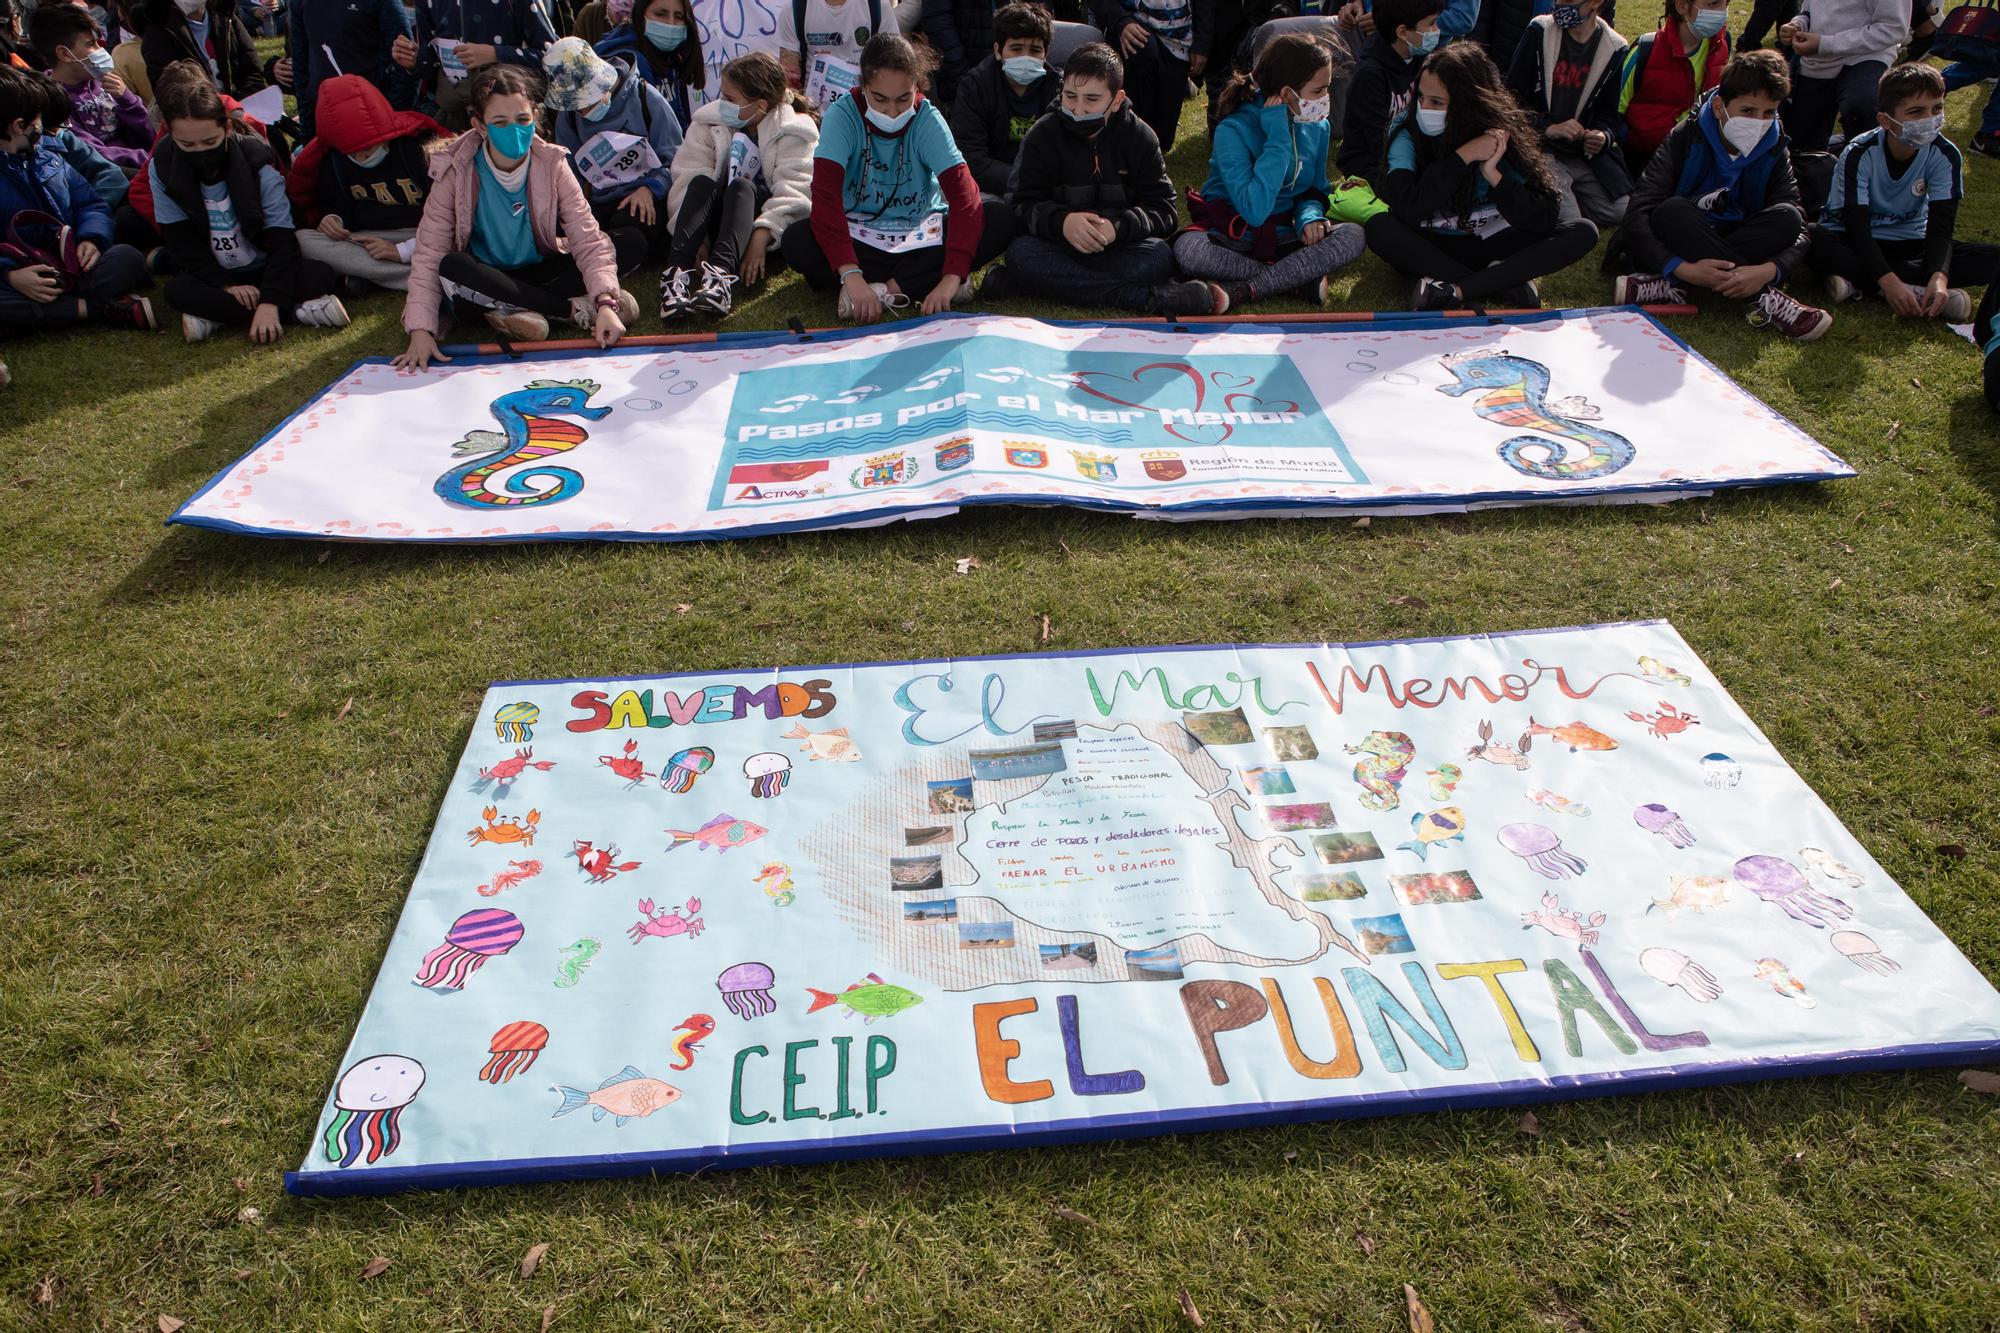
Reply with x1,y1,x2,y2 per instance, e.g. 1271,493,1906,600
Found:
1345,730,1416,811
434,379,611,509
1436,351,1635,481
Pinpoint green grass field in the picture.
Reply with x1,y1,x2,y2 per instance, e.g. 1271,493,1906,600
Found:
3,15,1999,1328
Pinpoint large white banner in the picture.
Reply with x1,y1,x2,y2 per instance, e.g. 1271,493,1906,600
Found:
692,0,784,107
173,311,1854,543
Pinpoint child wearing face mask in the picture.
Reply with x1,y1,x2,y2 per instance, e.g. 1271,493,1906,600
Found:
1809,62,1991,322
1615,50,1831,340
1174,33,1367,311
396,62,643,368
1339,0,1443,184
988,42,1220,315
0,64,156,332
779,33,1013,321
1620,0,1732,177
947,2,1059,197
595,0,704,126
149,74,348,341
661,51,819,319
1363,39,1597,310
543,38,681,257
285,74,448,292
1503,0,1631,228
139,0,267,101
29,4,151,173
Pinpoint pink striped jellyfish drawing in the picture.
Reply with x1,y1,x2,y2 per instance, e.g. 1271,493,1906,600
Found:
322,1054,425,1167
414,908,524,990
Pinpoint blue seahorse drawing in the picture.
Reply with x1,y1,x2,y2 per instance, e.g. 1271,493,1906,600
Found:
1435,351,1635,481
434,379,612,509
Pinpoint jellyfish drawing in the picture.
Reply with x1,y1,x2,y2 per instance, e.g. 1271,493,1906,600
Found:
479,1020,551,1084
414,908,525,990
322,1054,425,1167
1700,753,1743,790
1830,930,1901,975
493,701,539,743
1633,803,1696,848
1496,822,1587,880
717,961,778,1020
1732,855,1853,929
661,746,715,794
744,752,792,799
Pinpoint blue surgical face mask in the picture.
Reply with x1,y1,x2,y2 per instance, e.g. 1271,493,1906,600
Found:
864,102,916,133
1407,26,1440,53
486,120,536,159
1690,8,1728,37
349,144,390,168
83,46,115,76
582,94,614,121
1415,106,1447,136
645,19,686,50
1001,55,1044,84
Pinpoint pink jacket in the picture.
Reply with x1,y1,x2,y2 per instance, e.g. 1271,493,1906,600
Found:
403,130,621,336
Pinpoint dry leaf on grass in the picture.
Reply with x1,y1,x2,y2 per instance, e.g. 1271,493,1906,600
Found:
89,1172,104,1197
232,1270,253,1281
334,697,354,722
1352,516,1372,529
1518,1110,1541,1136
1354,1232,1376,1257
1936,844,1968,860
1051,1204,1096,1225
1405,1283,1435,1333
519,1242,550,1279
316,547,332,564
1039,614,1052,645
954,556,980,574
1389,595,1430,610
358,1256,392,1280
33,1275,53,1307
1883,421,1902,443
1283,1149,1298,1163
1959,1069,2000,1096
158,1317,185,1333
541,1304,558,1333
231,1177,248,1193
1827,577,1843,591
674,603,692,615
1177,1287,1204,1327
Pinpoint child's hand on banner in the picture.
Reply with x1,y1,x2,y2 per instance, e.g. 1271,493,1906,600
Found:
842,272,882,321
922,274,962,315
395,331,452,372
593,302,625,348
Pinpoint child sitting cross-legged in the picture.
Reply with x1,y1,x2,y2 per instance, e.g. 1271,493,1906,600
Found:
1809,61,1992,324
985,41,1222,317
286,75,449,293
1614,49,1831,341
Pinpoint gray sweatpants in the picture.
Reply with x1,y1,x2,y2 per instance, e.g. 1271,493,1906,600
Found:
1552,156,1629,228
1172,222,1367,301
297,226,418,291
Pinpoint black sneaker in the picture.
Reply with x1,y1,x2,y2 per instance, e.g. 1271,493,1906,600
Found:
976,264,1013,302
1217,281,1253,316
1493,279,1541,309
91,293,158,330
658,266,694,321
1412,277,1458,311
1149,279,1220,319
687,261,737,317
1973,132,2000,161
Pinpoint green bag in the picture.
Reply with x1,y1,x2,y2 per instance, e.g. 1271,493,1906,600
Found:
1326,177,1389,225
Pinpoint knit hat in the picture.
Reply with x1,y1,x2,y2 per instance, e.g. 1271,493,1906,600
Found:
541,36,619,111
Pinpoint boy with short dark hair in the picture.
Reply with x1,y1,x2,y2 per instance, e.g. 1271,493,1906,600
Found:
1338,0,1442,182
1614,49,1831,341
987,41,1220,316
1809,61,1991,322
948,3,1060,195
29,4,151,172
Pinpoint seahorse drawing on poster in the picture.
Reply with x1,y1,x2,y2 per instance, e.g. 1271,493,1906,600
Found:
1436,350,1636,481
434,380,611,509
1345,730,1416,811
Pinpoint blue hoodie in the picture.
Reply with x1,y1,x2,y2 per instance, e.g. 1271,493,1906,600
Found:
1199,100,1332,240
0,141,115,264
51,129,130,210
594,23,694,129
549,60,684,203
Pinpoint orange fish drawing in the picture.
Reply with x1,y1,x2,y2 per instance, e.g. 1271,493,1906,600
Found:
1524,717,1619,752
550,1065,682,1126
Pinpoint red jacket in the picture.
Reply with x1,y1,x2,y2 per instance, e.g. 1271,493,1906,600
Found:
286,75,449,226
807,90,983,283
1620,22,1730,161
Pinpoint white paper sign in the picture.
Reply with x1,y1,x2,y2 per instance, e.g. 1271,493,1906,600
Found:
576,131,662,191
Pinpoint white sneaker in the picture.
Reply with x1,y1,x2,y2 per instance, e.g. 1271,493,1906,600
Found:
658,266,695,321
485,307,551,342
688,262,737,316
293,294,350,328
836,281,908,321
182,313,218,343
1823,274,1859,304
1940,287,1973,323
571,289,642,332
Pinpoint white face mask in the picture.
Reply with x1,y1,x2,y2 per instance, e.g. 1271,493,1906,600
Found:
1294,93,1330,124
1414,106,1447,137
1891,112,1944,149
864,102,915,133
1719,111,1771,154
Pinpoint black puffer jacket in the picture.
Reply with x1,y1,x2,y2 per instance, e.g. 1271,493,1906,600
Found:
1009,100,1179,245
140,0,267,99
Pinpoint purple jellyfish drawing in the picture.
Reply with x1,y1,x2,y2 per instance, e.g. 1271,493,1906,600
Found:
1632,803,1696,848
1830,930,1901,975
322,1054,425,1167
717,961,778,1020
1497,822,1587,880
1732,855,1853,929
662,746,715,794
414,908,524,990
743,752,792,799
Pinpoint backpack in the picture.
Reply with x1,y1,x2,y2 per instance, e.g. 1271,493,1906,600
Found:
793,0,883,61
1934,0,2000,62
1792,150,1835,221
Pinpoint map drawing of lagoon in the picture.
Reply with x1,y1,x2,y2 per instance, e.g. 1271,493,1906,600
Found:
797,719,1369,990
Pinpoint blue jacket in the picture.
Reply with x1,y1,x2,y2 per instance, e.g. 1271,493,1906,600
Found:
1200,100,1332,238
594,23,694,129
0,141,115,265
549,60,684,202
51,129,130,210
413,0,557,84
290,0,417,136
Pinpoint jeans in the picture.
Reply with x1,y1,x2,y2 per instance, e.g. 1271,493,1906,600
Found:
1365,213,1600,300
297,226,417,291
165,255,338,324
0,242,148,327
667,172,758,274
1784,59,1889,154
1171,223,1368,300
780,200,1015,295
435,228,647,320
1552,155,1630,228
1004,235,1179,311
1941,56,2000,137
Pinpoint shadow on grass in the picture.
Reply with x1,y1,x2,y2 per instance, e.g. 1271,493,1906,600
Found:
1945,391,2000,529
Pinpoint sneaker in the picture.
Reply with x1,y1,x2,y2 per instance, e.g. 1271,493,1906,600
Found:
1613,272,1689,306
687,262,737,316
144,245,175,277
836,281,908,321
485,307,551,342
1492,279,1541,309
1823,274,1860,305
976,264,1013,302
614,287,640,326
1217,281,1253,315
951,277,975,308
1940,287,1973,323
568,290,641,333
1149,279,1219,319
182,312,218,343
1412,277,1458,311
658,266,694,320
1974,131,2000,161
1748,286,1833,342
293,294,350,328
93,293,157,330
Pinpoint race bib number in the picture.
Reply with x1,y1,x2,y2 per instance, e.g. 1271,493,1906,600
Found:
847,210,945,253
576,131,662,191
804,53,861,110
205,196,249,266
727,132,763,188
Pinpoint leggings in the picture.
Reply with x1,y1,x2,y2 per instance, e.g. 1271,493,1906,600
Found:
667,172,759,274
1171,224,1369,300
1365,214,1600,300
165,256,338,324
435,229,648,320
780,199,1015,295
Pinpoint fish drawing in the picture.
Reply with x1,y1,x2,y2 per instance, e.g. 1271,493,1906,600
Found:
784,723,861,762
1524,717,1619,752
549,1065,682,1125
664,813,768,853
806,972,924,1022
